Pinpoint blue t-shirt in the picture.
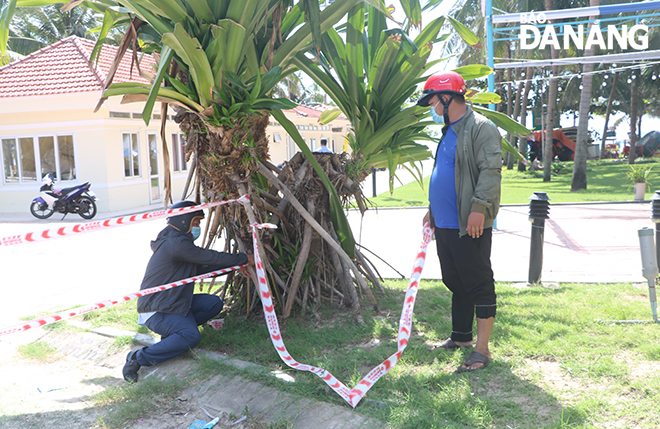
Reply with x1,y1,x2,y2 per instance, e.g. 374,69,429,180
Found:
429,124,459,229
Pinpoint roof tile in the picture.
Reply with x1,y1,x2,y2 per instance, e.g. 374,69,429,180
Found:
0,36,156,98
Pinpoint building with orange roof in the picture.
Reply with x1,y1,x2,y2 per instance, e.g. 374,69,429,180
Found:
0,36,351,215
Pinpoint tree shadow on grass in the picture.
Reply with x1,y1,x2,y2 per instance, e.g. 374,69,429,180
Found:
372,281,588,428
355,342,586,428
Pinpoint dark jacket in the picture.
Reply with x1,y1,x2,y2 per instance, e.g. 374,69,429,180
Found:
453,106,502,236
429,107,502,236
137,225,248,316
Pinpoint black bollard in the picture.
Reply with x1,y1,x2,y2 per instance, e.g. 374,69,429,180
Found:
528,192,551,284
650,190,660,270
371,167,377,197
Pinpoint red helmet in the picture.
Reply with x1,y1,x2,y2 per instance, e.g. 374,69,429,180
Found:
417,71,467,106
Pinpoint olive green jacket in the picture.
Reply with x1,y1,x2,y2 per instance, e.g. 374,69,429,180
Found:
431,106,502,236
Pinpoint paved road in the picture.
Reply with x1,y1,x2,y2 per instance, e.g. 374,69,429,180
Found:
348,202,653,284
0,200,654,329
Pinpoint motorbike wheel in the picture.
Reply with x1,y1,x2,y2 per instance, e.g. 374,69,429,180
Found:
78,197,97,219
30,201,54,219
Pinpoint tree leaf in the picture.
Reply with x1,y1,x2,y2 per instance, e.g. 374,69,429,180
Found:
447,15,479,46
161,23,215,107
142,46,174,125
453,64,493,80
502,137,524,161
473,105,532,137
468,92,502,104
0,0,17,56
319,108,342,125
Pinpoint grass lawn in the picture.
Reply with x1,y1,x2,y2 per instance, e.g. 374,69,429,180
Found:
84,279,660,429
33,157,660,428
368,158,660,207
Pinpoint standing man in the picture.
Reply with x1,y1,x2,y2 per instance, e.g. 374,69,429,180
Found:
315,138,333,153
417,71,502,372
123,201,253,382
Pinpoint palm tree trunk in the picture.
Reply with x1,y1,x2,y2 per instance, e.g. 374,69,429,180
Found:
543,0,558,182
495,69,504,113
505,66,514,169
571,0,600,191
544,67,558,182
518,66,533,171
600,72,619,158
630,77,639,164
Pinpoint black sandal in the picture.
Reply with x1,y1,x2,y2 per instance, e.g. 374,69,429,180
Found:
456,351,491,372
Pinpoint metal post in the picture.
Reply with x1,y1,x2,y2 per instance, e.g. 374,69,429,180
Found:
541,104,547,160
528,192,551,284
638,227,658,322
650,190,660,270
371,167,377,198
485,0,495,111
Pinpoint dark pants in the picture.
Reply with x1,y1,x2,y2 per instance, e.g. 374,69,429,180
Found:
435,228,497,343
136,294,223,366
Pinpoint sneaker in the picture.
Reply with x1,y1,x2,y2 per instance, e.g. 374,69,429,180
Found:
122,349,141,383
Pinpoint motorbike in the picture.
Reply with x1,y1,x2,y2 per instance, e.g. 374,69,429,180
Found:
30,174,99,220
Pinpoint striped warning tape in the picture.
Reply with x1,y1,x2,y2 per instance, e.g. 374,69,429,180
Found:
2,196,433,407
250,222,434,408
0,195,249,248
0,264,244,337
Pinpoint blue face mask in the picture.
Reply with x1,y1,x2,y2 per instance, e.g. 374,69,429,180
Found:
191,226,201,241
430,101,444,124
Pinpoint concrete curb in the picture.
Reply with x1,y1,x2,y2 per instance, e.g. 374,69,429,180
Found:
67,320,388,412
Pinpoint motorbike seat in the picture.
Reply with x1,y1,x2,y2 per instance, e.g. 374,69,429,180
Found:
59,185,81,195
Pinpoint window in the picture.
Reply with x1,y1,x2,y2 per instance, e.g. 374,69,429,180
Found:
287,135,296,160
274,133,282,143
2,134,76,184
148,134,158,175
310,138,316,151
110,111,131,118
171,133,188,172
122,133,140,177
57,136,76,181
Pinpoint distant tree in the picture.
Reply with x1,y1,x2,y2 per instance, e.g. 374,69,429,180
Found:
6,3,109,55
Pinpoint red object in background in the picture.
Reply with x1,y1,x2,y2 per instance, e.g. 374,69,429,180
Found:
532,129,577,152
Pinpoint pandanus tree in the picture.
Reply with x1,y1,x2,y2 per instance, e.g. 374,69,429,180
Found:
1,0,528,322
92,0,384,322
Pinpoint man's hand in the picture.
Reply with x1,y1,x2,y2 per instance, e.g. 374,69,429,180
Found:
466,212,485,238
423,210,430,226
238,253,255,276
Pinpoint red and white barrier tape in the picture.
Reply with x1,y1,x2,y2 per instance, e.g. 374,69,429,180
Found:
251,222,434,408
0,195,249,248
3,194,434,407
0,265,245,337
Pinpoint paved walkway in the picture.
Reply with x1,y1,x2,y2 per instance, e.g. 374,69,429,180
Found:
0,200,654,329
347,201,653,284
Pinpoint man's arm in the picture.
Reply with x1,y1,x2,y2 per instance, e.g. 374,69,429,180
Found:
468,121,502,238
174,238,249,271
471,122,502,213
